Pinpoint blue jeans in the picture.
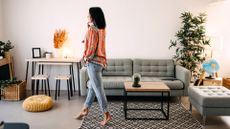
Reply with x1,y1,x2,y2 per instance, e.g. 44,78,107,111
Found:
84,62,108,113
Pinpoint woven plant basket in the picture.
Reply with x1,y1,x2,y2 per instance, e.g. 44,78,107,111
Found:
3,80,26,101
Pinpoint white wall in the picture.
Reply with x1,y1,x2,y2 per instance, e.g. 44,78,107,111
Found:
2,0,214,90
206,0,230,76
0,0,3,39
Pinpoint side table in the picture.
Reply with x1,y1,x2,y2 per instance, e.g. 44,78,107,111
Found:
223,78,230,89
203,77,222,86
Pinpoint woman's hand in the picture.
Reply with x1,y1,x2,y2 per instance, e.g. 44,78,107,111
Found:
81,57,88,67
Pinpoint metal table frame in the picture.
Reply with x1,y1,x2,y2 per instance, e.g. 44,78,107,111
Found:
25,58,82,96
123,89,170,120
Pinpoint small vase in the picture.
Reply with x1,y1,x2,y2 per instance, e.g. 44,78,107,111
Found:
53,48,62,58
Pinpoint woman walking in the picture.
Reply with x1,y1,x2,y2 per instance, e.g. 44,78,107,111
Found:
74,7,112,126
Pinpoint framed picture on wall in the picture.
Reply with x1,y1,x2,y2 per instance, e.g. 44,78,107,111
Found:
32,48,41,58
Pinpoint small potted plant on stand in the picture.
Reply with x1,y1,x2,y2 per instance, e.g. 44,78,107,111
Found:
1,40,14,59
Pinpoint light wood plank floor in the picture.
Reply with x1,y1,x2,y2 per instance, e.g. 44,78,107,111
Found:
1,92,230,129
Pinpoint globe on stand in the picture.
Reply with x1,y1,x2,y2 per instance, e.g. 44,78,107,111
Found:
202,59,220,79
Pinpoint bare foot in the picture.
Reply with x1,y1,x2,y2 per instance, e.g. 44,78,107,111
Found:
100,112,112,126
74,108,89,120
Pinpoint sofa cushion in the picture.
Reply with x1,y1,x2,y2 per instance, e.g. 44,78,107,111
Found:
140,77,184,90
87,76,132,89
87,76,183,90
102,59,133,76
133,59,174,77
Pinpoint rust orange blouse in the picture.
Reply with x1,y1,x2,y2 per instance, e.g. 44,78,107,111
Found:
83,25,107,67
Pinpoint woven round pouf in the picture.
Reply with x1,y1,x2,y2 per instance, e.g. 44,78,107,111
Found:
22,95,53,112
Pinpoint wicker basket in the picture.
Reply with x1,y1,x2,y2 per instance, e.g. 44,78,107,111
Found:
3,80,26,100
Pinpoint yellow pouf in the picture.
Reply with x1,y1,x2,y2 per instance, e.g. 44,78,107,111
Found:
22,95,53,112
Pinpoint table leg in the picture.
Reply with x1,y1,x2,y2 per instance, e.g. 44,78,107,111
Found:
124,88,127,119
36,64,41,91
47,78,51,96
76,62,81,96
161,92,163,109
71,63,76,92
25,61,29,81
167,91,170,120
31,62,35,95
41,64,44,91
36,80,39,95
69,65,73,96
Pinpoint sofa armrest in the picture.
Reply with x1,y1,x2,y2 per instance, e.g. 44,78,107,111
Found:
80,67,89,96
175,65,191,96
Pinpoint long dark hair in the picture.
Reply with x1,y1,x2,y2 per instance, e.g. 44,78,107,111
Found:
89,7,106,29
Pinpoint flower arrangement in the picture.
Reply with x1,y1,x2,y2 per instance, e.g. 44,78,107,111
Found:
53,29,68,49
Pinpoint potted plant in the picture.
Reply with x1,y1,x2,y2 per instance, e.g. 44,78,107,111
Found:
0,40,14,59
0,41,4,57
169,12,210,81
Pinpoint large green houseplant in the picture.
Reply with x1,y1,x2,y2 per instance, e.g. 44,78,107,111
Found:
169,12,210,80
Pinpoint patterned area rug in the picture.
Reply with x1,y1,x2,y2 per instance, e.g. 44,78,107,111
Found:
79,101,203,129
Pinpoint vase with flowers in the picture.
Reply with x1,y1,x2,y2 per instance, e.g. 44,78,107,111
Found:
53,29,68,58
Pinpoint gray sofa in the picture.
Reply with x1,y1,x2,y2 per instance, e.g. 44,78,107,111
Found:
80,59,191,96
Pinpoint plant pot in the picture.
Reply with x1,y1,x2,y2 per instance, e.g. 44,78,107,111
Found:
4,51,12,60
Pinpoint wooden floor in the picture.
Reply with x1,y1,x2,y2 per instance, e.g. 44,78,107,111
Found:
1,92,230,129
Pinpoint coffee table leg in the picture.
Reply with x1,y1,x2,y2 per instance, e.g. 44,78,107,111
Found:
167,91,170,120
123,88,127,119
161,91,170,120
161,92,163,109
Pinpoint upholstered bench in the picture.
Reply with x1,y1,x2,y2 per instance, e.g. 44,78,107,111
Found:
188,86,230,124
22,95,53,112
